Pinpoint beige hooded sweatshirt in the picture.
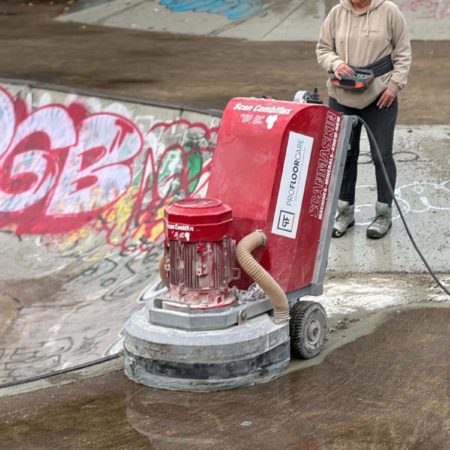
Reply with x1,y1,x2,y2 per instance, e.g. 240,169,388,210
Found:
316,0,412,109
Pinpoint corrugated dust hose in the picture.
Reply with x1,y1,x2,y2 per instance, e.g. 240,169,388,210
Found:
159,253,169,288
236,230,290,324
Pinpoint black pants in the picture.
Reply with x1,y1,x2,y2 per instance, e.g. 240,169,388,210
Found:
329,96,398,206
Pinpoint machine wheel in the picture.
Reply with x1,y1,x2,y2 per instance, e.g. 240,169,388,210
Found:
289,301,327,359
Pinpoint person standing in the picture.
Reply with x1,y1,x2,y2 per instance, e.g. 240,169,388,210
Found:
316,0,412,238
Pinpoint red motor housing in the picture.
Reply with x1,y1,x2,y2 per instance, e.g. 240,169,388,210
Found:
163,198,237,310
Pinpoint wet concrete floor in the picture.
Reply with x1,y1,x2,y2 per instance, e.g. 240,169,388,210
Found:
1,307,449,449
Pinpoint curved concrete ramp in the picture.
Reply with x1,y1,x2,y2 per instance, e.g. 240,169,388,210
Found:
0,79,220,384
62,0,450,41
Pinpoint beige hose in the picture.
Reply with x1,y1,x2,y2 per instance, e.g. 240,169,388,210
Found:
159,253,169,288
236,230,289,324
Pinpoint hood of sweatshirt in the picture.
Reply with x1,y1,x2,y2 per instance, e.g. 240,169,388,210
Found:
340,0,386,13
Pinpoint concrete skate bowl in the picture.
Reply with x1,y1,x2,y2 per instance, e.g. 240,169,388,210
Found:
64,0,450,41
1,78,449,388
0,79,221,385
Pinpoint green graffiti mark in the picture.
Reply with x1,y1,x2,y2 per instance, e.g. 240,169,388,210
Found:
187,151,203,194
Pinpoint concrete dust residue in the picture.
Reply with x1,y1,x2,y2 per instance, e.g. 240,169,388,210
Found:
286,272,450,373
321,273,450,316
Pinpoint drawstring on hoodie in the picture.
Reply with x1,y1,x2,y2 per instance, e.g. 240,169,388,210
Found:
345,11,351,63
345,2,372,63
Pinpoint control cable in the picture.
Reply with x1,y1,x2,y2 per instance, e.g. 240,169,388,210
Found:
0,352,123,390
356,116,450,297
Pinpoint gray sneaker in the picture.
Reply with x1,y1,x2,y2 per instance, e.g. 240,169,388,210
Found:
367,202,392,239
332,200,355,238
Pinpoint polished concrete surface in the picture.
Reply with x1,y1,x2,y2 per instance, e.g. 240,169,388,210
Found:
1,307,449,448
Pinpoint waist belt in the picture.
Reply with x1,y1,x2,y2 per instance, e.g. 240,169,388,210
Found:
351,54,393,77
330,54,393,92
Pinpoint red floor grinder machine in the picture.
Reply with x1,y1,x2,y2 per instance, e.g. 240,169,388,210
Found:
124,95,353,391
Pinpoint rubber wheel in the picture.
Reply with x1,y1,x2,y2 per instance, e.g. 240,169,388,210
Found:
290,301,327,359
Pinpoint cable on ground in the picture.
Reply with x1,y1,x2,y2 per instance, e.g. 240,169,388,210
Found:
357,116,450,297
0,352,123,390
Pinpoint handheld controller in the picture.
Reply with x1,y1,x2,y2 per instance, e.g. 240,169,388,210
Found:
330,68,375,92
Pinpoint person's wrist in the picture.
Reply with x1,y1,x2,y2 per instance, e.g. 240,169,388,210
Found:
387,81,400,95
331,60,345,73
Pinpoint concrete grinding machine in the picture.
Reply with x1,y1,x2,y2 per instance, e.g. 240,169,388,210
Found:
124,96,353,391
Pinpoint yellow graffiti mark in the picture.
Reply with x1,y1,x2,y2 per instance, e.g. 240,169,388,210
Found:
133,205,166,243
149,221,164,242
102,187,138,246
41,187,177,255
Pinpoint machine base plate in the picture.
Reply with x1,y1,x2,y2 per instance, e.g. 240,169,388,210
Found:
124,308,290,391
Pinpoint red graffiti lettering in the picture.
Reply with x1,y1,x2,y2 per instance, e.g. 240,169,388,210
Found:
0,87,144,234
0,86,219,254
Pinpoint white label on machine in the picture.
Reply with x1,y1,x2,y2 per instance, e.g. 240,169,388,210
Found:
271,131,314,239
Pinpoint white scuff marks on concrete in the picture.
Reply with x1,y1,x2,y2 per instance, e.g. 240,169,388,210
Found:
328,125,450,274
314,274,450,319
354,180,450,226
320,278,414,316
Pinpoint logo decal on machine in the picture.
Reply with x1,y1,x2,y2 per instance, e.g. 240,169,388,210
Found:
233,103,293,115
265,114,278,130
277,210,295,233
272,131,314,239
308,112,341,220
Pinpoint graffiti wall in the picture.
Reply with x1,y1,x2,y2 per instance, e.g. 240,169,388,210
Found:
0,84,218,254
159,0,265,20
397,0,450,19
0,80,220,384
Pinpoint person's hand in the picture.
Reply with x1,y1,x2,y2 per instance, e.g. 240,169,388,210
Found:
334,63,355,80
377,88,396,109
